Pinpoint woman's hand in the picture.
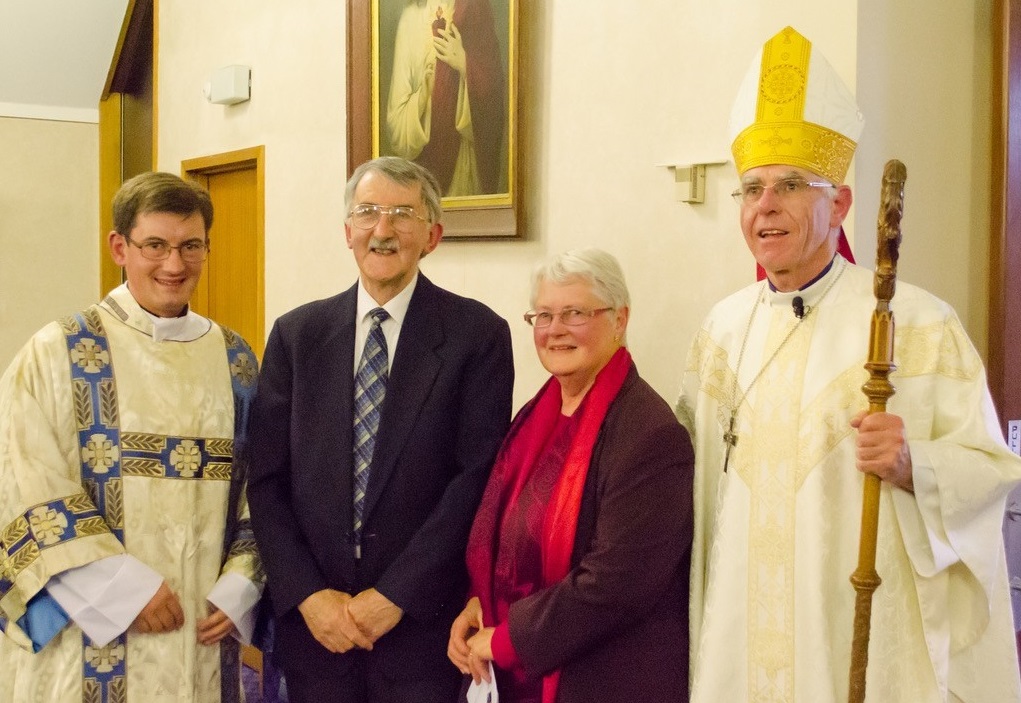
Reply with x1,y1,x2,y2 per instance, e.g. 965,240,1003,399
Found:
448,596,484,674
465,626,495,684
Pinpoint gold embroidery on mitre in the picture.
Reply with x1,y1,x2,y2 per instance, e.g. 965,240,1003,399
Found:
757,26,811,123
732,26,857,183
732,122,856,185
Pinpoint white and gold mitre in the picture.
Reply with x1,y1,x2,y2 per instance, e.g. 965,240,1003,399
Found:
729,26,865,183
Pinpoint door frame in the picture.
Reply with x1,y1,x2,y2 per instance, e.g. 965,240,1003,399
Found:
182,146,266,353
992,0,1021,434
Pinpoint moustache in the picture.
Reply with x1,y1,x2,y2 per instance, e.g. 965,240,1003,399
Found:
368,237,398,253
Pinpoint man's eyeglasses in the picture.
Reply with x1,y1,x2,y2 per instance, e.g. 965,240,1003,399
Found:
523,307,613,328
124,236,208,262
348,204,430,233
731,178,833,205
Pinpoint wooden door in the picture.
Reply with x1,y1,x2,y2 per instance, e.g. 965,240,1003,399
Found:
184,147,265,358
994,0,1021,436
99,0,155,297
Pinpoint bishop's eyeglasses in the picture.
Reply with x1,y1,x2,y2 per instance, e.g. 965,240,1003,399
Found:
731,177,833,205
348,204,431,233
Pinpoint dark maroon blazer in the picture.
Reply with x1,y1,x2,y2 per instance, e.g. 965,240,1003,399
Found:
506,366,693,703
247,275,514,682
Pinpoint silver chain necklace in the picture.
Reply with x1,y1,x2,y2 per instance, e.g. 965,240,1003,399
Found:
722,260,846,472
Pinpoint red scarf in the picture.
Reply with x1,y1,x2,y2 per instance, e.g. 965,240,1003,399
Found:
466,346,632,703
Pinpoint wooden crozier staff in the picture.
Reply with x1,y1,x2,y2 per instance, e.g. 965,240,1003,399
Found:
848,159,907,703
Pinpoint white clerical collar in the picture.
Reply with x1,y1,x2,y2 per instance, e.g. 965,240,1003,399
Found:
765,255,847,310
356,273,418,326
144,308,211,342
103,283,212,342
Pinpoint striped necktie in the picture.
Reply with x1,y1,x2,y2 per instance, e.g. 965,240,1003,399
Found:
352,307,390,556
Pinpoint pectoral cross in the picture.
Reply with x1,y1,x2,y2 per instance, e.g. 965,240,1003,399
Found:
722,413,738,473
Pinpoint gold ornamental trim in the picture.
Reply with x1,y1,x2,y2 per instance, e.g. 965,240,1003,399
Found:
732,121,855,184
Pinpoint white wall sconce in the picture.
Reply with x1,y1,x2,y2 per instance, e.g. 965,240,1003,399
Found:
204,65,251,105
659,160,728,204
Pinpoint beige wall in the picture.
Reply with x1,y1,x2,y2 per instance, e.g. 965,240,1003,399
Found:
0,117,99,370
856,0,993,358
154,1,987,409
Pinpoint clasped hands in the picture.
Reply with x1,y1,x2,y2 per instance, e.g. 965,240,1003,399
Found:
130,580,238,646
298,587,404,654
447,596,495,684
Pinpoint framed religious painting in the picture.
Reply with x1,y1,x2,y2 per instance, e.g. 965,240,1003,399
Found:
347,0,521,239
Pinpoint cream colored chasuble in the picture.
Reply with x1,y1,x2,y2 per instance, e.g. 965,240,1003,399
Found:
0,285,260,703
680,259,1021,703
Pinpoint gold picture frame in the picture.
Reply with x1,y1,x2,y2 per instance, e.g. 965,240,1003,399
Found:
347,0,520,239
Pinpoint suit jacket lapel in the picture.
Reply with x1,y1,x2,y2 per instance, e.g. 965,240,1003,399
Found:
362,276,443,523
311,285,359,546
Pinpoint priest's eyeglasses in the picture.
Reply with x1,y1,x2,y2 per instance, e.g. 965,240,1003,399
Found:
524,307,613,328
731,178,833,205
125,236,209,262
348,204,430,233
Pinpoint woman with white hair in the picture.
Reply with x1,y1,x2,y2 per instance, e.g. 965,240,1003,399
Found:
447,248,693,703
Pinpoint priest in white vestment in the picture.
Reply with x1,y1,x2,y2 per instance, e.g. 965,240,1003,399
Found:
677,26,1021,703
0,172,263,703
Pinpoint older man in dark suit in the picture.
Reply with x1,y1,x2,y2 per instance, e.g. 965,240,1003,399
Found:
247,156,514,703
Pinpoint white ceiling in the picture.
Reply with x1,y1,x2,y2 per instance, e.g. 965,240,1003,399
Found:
0,0,129,123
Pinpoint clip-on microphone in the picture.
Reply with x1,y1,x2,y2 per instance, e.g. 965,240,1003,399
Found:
792,296,806,319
